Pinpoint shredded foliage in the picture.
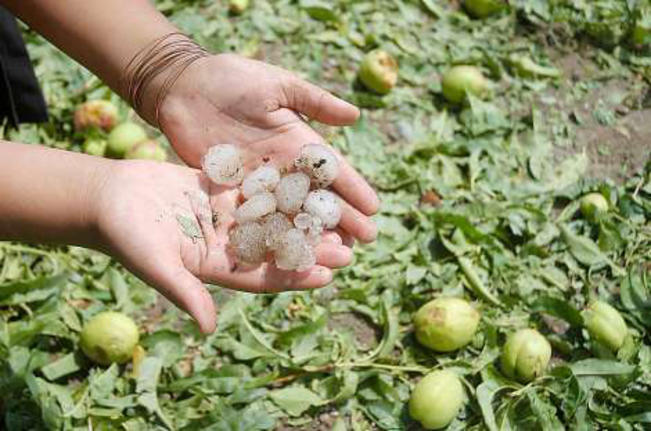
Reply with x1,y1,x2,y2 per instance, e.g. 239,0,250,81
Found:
1,0,650,429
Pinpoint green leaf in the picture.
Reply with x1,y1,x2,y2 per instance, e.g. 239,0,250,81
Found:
40,353,83,381
269,386,324,417
570,359,636,376
476,380,502,431
141,329,184,368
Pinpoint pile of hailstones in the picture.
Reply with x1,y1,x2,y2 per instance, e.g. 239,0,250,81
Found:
201,143,341,271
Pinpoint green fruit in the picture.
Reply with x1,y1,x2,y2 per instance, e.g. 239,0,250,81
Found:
441,65,490,104
409,370,465,430
582,300,628,353
414,297,480,352
83,138,107,157
501,329,551,383
229,0,249,14
74,100,118,132
580,193,609,221
125,139,167,162
106,122,148,158
80,311,139,365
359,50,398,95
463,0,507,18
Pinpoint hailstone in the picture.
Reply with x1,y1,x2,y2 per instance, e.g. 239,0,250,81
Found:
274,229,316,271
241,165,281,199
228,221,267,265
262,212,293,250
234,192,276,224
295,144,340,188
303,190,341,229
202,144,244,185
275,172,310,214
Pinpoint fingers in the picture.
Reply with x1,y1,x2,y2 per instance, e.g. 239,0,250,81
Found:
338,198,377,243
156,265,217,334
281,77,360,126
211,264,333,293
333,158,381,216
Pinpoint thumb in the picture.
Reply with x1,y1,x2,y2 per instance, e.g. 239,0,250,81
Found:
155,265,217,334
280,77,360,126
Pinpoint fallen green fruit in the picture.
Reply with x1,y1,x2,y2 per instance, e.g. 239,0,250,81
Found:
414,297,480,352
125,139,167,162
106,122,148,159
83,138,107,157
74,100,118,132
80,311,139,365
229,0,249,14
582,300,628,353
580,193,609,221
501,328,551,383
441,65,490,104
409,370,465,430
463,0,507,18
358,49,398,95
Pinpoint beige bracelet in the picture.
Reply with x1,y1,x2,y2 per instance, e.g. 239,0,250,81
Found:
122,32,209,127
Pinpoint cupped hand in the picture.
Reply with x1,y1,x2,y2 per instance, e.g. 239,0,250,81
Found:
157,53,379,243
94,160,354,333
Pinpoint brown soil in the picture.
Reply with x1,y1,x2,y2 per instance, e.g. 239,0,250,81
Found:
545,51,650,183
327,312,379,352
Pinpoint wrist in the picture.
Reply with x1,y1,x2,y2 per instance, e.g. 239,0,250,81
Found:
121,33,209,127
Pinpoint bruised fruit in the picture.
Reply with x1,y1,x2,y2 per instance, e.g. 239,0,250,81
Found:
463,0,507,18
582,300,628,353
441,65,490,104
414,297,480,352
80,311,139,365
580,193,609,221
125,139,167,161
359,50,398,95
83,138,107,157
501,329,551,383
74,100,118,132
106,122,147,158
409,370,465,430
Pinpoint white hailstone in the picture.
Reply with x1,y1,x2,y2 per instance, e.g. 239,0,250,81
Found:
303,190,341,229
262,212,293,250
275,172,310,214
295,143,340,188
241,165,281,199
202,144,244,185
306,217,324,246
293,212,314,230
234,192,276,224
228,221,267,265
274,229,316,271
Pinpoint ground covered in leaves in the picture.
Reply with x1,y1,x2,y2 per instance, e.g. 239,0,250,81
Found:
1,1,651,430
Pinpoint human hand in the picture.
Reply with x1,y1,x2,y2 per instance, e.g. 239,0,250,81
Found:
157,54,379,243
93,160,354,333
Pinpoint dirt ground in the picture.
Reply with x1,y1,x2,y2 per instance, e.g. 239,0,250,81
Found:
548,51,650,183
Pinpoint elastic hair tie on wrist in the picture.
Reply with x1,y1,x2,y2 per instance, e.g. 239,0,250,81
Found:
122,32,209,128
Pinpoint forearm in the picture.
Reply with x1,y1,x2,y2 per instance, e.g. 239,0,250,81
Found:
0,142,108,248
3,0,177,118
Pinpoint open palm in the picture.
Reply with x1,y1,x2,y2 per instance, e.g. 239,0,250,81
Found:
158,54,379,244
94,160,353,333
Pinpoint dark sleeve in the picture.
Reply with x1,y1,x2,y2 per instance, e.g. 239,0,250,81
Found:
0,6,48,127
